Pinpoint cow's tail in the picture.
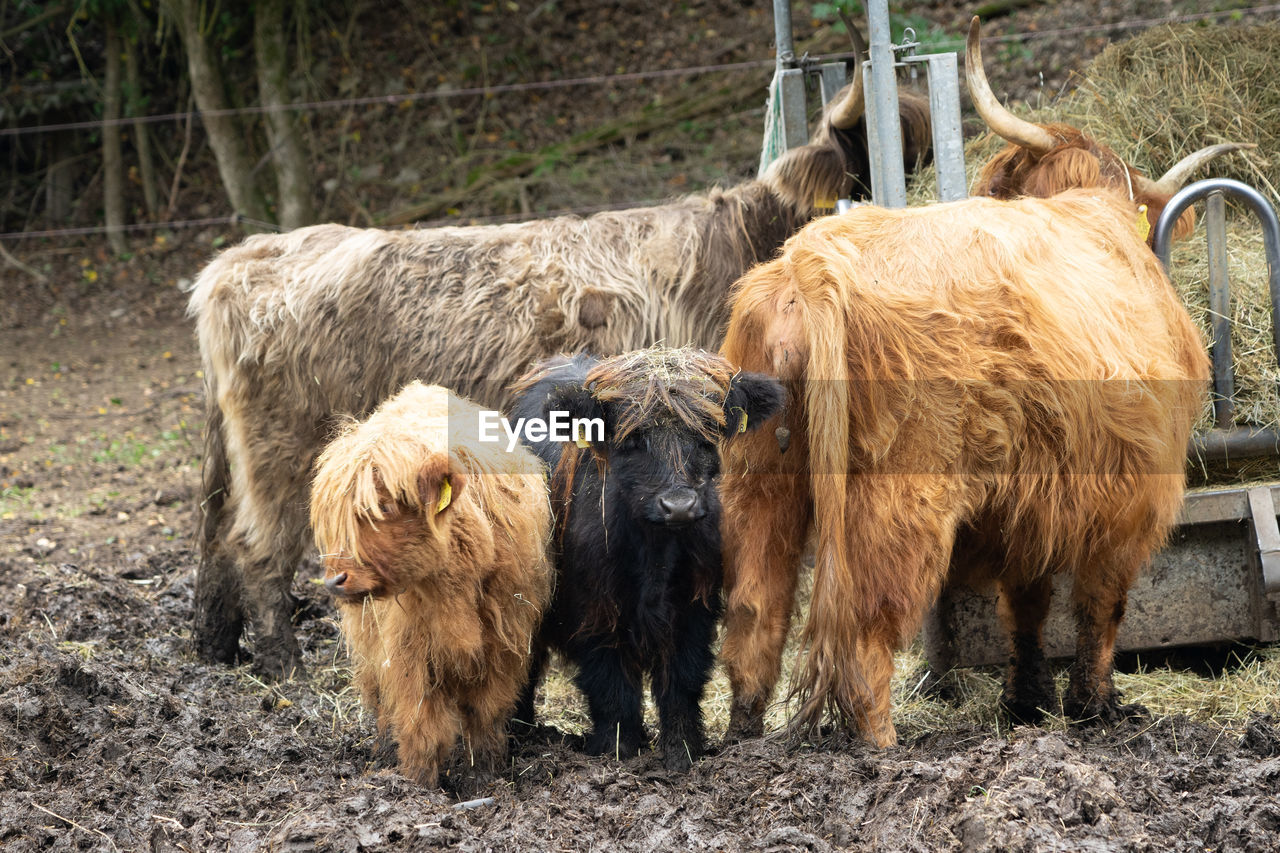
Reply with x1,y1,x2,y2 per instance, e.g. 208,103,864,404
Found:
198,387,229,556
787,253,865,736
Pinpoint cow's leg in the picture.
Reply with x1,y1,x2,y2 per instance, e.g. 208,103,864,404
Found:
575,645,646,758
228,476,312,679
654,601,718,772
213,396,325,678
239,545,307,679
192,546,245,664
192,403,246,664
395,694,460,790
853,617,900,747
454,688,515,796
720,470,812,743
1063,560,1146,724
997,573,1057,724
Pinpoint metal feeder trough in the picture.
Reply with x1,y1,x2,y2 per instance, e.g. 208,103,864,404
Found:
924,179,1280,671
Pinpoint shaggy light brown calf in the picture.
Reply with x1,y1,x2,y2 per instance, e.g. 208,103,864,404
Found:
717,190,1209,744
310,382,552,790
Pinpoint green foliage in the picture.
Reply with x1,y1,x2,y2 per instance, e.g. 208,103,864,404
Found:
808,1,956,55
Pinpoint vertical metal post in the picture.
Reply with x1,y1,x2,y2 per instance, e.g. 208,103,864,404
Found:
772,0,808,150
905,53,967,202
772,0,795,66
818,62,848,106
1206,191,1235,428
865,0,906,207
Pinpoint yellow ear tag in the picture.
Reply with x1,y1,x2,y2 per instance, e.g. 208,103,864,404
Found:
1135,204,1150,242
814,197,837,211
732,406,748,434
574,436,591,449
434,475,452,514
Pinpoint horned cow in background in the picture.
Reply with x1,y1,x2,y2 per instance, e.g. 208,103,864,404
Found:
966,16,1253,243
188,71,932,679
510,349,783,771
310,382,552,792
717,191,1208,744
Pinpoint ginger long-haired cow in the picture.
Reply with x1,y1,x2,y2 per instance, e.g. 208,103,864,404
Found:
189,77,931,679
717,190,1209,744
309,381,552,790
966,16,1253,242
510,348,783,770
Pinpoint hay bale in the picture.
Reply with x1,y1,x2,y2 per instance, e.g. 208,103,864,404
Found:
1074,22,1278,197
907,21,1279,477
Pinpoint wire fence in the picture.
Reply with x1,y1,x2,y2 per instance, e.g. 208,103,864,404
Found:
3,4,1277,139
2,3,1277,242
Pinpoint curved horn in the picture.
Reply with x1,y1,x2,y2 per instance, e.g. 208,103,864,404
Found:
828,65,866,130
839,8,867,60
965,16,1056,154
1142,142,1258,194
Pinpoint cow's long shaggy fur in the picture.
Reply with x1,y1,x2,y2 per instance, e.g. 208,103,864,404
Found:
718,190,1209,744
511,348,783,771
309,382,552,790
188,89,931,678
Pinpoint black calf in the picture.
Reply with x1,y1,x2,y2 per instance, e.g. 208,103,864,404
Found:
511,349,783,771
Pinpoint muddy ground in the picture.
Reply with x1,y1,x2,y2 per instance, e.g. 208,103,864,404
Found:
5,0,1280,848
0,274,1277,853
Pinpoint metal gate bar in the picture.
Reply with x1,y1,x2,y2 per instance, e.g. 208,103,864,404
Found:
1154,177,1280,461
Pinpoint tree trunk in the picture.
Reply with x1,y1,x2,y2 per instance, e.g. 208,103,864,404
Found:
124,31,160,221
103,18,128,255
161,0,270,225
254,0,314,228
45,132,76,225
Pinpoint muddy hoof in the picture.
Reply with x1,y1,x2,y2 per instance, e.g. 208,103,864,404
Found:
725,699,765,744
584,728,645,759
192,609,244,665
1065,696,1149,726
192,631,243,666
660,736,702,773
999,677,1055,726
252,648,305,681
662,747,694,774
999,696,1049,726
445,763,497,800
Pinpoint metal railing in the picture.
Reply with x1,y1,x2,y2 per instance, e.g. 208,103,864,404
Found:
1154,178,1280,461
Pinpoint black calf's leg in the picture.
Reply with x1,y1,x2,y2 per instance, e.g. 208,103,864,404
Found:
653,603,717,772
511,643,548,737
574,645,646,758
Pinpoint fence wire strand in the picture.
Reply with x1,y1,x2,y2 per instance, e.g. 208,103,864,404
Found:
3,4,1277,139
3,3,1278,242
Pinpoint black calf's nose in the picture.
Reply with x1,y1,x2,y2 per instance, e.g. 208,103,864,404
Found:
658,492,699,524
324,572,348,593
